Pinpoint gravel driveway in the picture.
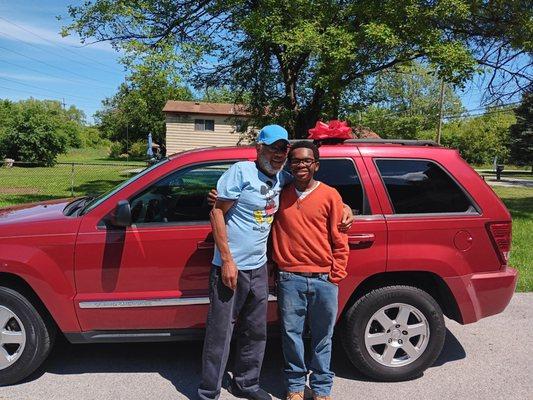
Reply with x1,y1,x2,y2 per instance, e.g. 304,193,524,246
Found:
0,293,531,400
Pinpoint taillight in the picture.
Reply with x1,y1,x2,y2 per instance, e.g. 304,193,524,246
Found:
486,222,512,266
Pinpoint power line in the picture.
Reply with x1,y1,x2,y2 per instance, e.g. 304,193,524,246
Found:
0,84,95,106
0,42,115,88
0,76,96,101
0,59,116,90
0,16,122,75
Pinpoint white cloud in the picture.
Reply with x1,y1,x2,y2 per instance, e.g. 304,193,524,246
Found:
0,19,116,52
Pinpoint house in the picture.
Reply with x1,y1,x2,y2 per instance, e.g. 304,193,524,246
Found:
163,100,250,154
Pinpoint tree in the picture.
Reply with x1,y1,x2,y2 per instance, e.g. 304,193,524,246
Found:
435,108,516,165
508,92,533,171
95,67,193,150
353,63,464,138
0,99,70,166
64,0,532,138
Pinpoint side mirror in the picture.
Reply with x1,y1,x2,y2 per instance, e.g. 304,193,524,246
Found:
112,200,132,227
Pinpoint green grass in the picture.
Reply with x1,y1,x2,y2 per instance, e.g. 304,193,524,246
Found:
492,186,533,292
0,164,139,207
57,146,146,165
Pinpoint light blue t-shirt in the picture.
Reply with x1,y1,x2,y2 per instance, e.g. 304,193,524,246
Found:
212,161,292,270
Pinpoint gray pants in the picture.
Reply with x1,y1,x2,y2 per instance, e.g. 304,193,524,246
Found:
198,264,268,400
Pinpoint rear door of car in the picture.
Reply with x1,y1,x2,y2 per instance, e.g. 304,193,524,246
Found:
362,149,494,278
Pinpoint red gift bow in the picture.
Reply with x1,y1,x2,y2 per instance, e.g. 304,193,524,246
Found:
307,120,353,140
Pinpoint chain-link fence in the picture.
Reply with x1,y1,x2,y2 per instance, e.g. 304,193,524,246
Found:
0,160,148,208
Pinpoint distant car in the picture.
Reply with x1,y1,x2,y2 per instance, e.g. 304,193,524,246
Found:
0,139,517,384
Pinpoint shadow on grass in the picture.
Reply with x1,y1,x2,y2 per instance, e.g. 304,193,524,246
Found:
0,194,67,207
72,179,124,197
499,196,533,219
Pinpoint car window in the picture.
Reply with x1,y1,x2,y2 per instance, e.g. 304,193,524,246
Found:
129,162,235,224
285,158,367,215
375,159,473,214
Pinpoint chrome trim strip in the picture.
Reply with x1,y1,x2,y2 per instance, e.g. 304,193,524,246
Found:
79,294,278,309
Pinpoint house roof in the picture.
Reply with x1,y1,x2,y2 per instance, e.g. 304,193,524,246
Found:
163,100,249,116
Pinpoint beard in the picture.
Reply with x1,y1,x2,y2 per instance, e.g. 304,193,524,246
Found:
257,153,285,175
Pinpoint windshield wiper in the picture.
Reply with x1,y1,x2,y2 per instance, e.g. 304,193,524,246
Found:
76,196,97,216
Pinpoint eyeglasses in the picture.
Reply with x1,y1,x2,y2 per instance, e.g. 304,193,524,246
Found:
289,158,317,167
263,143,290,153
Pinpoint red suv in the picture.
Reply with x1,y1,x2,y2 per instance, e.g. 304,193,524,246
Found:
0,139,517,385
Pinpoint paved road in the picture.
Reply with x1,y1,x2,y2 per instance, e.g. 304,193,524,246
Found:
0,294,531,400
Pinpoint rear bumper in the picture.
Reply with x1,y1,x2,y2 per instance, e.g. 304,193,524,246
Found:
444,267,518,324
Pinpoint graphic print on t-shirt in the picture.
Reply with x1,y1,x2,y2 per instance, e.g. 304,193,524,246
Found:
253,183,278,230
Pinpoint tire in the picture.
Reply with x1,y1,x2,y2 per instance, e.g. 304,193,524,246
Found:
341,285,445,381
0,286,56,385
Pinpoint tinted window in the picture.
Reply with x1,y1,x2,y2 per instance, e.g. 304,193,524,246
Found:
129,162,234,224
286,158,367,214
375,159,472,214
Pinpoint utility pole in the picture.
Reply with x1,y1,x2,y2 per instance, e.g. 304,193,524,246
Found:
435,79,445,144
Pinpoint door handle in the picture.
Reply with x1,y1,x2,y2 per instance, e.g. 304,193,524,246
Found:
348,233,375,245
197,241,214,250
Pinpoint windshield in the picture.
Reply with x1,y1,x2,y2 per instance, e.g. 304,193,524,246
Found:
80,159,170,215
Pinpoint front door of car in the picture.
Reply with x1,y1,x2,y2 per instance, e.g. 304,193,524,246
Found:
74,161,236,332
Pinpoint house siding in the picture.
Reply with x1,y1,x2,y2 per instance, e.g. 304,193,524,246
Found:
165,113,247,155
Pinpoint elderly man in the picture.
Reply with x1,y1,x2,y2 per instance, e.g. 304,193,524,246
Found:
198,125,352,400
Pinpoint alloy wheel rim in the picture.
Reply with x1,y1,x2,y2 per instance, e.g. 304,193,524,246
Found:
0,306,26,370
364,302,430,367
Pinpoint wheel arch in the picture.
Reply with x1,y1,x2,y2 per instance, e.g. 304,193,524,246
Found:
0,272,58,332
341,271,463,324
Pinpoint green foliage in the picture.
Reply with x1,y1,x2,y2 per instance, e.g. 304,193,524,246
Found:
0,99,104,165
109,142,124,158
508,92,533,168
95,67,193,148
80,126,109,148
0,99,71,166
437,109,516,164
64,0,532,138
354,63,464,138
128,141,148,160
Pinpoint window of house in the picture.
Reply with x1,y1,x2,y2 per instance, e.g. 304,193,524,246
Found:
194,119,215,131
375,159,474,214
235,119,248,133
285,158,368,215
129,162,235,224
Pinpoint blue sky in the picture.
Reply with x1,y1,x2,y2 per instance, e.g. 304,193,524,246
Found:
0,0,509,124
0,0,125,122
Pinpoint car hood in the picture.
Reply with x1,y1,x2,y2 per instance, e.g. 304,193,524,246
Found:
0,198,81,237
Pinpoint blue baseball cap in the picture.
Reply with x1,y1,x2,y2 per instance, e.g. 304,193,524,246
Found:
257,124,289,145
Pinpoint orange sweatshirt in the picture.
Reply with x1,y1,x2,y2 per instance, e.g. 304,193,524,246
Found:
271,182,349,283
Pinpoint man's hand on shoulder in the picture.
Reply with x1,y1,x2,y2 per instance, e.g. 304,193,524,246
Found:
207,189,218,206
338,204,354,232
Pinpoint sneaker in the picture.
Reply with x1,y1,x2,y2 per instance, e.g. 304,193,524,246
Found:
286,392,305,400
229,381,272,400
313,395,331,400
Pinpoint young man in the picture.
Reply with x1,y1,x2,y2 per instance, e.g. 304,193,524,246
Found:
272,141,350,400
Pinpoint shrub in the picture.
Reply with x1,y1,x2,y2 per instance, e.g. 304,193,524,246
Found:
109,141,123,158
129,140,149,160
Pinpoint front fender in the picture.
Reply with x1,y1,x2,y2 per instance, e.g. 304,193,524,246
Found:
0,243,80,332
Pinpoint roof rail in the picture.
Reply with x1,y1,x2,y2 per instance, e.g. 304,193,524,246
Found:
344,139,440,146
288,138,440,146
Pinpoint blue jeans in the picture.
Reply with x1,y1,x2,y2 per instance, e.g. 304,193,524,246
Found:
277,271,338,396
